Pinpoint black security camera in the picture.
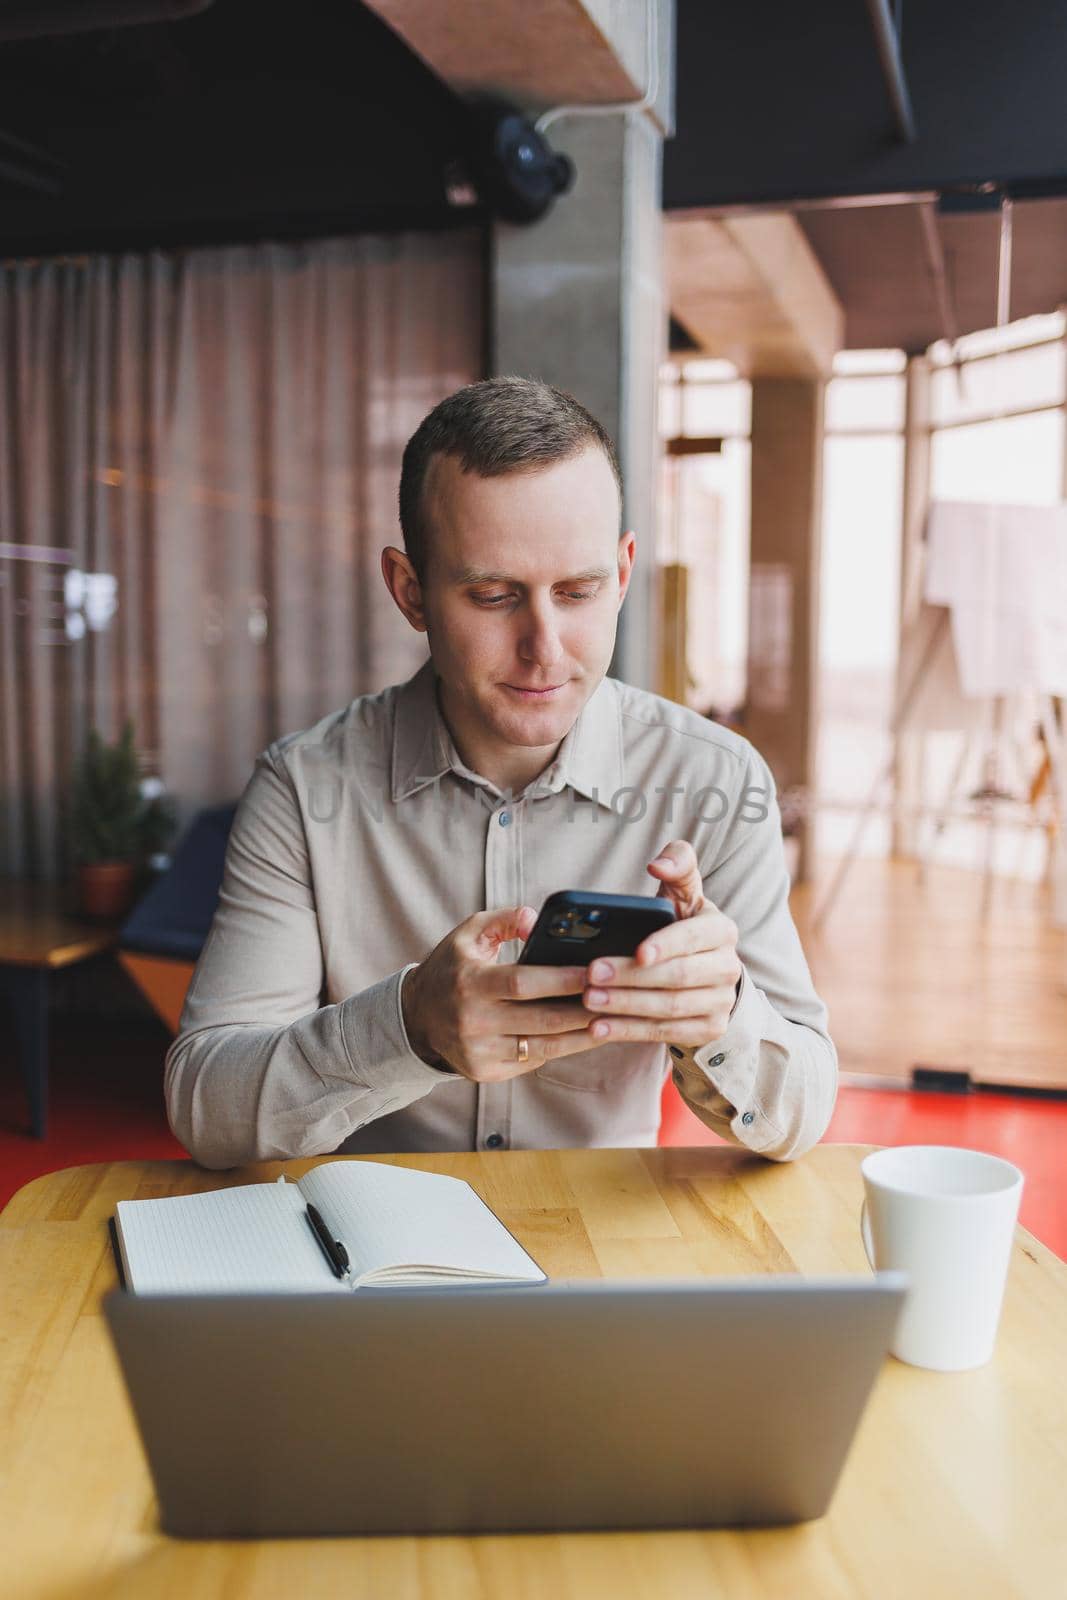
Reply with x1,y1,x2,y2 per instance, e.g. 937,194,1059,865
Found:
460,94,575,224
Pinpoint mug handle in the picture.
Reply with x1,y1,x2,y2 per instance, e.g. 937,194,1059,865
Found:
860,1199,875,1269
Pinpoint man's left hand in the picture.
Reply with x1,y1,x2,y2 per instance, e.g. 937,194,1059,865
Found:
581,840,742,1048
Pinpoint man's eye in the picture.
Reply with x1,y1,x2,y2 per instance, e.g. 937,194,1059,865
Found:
472,589,597,606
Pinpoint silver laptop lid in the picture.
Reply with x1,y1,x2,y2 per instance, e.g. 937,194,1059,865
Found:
105,1274,908,1538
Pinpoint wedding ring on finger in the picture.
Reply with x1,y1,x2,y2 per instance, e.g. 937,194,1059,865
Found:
516,1036,530,1064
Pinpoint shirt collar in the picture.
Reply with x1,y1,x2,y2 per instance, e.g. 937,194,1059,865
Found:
391,657,622,811
390,657,450,801
536,673,622,809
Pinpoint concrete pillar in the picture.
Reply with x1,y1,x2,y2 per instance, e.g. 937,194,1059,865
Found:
746,378,826,883
892,354,933,857
490,107,665,690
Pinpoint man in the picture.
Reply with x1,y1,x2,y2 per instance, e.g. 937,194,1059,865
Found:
165,377,836,1169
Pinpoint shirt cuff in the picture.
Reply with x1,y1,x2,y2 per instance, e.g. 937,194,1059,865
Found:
338,964,460,1096
666,965,787,1154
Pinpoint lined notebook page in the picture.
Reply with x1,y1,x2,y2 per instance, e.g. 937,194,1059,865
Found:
300,1162,545,1285
114,1181,346,1294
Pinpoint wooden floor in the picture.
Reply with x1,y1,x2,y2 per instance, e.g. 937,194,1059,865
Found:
791,857,1067,1090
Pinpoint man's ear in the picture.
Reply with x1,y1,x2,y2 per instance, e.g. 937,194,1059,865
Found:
381,547,428,633
616,531,636,608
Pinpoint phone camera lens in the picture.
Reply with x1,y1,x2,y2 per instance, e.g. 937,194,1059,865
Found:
550,917,569,935
586,909,604,925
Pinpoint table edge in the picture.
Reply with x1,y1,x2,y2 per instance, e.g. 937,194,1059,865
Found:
1,1143,887,1224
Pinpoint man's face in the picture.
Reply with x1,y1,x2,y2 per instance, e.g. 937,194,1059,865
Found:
413,445,634,774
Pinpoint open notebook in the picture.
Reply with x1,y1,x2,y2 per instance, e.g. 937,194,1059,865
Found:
112,1160,546,1293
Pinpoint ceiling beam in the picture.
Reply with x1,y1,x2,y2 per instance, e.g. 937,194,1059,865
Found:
364,0,670,129
666,212,844,378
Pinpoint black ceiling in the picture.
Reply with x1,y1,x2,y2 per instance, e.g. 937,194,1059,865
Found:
0,0,477,256
2,0,1066,352
665,0,1067,211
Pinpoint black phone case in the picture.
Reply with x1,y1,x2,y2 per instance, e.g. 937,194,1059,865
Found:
518,890,676,966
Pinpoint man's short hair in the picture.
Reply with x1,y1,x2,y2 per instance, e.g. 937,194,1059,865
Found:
398,376,623,581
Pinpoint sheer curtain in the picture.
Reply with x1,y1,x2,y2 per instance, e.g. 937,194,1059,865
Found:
0,230,484,879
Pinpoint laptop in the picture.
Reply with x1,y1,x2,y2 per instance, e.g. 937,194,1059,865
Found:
104,1273,908,1538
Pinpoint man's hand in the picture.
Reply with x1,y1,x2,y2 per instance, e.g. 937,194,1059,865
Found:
579,840,742,1048
401,906,602,1081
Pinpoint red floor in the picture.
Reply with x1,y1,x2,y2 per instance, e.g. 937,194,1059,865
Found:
2,1016,1064,1259
0,1016,186,1212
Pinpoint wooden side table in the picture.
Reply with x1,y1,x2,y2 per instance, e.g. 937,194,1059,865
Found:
0,879,118,1137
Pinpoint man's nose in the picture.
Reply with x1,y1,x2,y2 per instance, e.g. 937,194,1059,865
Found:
517,598,566,665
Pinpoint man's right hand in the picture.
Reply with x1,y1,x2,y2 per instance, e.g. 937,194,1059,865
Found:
400,905,601,1081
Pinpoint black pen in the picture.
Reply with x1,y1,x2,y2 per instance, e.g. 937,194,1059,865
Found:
306,1203,350,1279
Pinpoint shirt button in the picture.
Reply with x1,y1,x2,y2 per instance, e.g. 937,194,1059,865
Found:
741,1111,755,1126
710,1052,726,1067
669,1046,684,1060
485,1132,505,1149
499,811,511,827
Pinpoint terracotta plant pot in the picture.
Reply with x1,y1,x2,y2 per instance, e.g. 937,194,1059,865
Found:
76,861,137,921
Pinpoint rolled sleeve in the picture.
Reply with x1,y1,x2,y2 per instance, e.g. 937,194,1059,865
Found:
668,969,794,1157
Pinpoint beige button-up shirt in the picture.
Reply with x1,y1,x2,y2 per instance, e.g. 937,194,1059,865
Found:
165,658,837,1168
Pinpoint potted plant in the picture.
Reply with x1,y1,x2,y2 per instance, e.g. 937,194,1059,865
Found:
68,720,177,920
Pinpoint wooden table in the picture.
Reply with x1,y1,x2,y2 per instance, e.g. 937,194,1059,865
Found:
4,1144,1066,1599
0,878,118,1137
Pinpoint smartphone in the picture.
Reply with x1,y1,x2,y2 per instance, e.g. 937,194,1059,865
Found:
518,890,676,968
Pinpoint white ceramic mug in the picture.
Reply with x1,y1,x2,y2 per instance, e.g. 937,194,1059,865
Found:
860,1145,1024,1371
